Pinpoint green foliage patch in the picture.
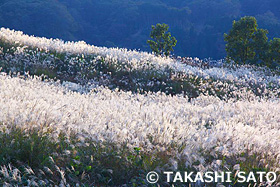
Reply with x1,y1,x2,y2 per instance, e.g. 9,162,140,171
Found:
224,16,280,68
147,23,177,57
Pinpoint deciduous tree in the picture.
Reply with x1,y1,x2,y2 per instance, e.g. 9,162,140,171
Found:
224,16,259,64
268,38,280,68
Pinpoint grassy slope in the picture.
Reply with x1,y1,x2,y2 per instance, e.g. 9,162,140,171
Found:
0,29,279,186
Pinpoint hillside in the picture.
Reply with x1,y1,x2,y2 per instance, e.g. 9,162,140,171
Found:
0,29,279,186
1,0,280,59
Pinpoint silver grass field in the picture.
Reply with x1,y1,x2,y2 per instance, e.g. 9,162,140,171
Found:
0,28,279,186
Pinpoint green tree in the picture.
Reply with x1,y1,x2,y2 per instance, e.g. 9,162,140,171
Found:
268,38,280,68
147,23,177,57
252,29,270,65
224,16,269,65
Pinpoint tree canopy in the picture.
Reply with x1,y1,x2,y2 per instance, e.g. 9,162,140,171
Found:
147,23,177,57
224,16,280,68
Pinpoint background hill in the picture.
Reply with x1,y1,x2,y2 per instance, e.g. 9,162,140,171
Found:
0,0,280,59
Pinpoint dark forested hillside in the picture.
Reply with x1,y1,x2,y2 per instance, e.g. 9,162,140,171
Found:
0,0,280,59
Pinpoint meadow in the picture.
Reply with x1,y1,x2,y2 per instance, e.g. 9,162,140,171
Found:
0,28,279,186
